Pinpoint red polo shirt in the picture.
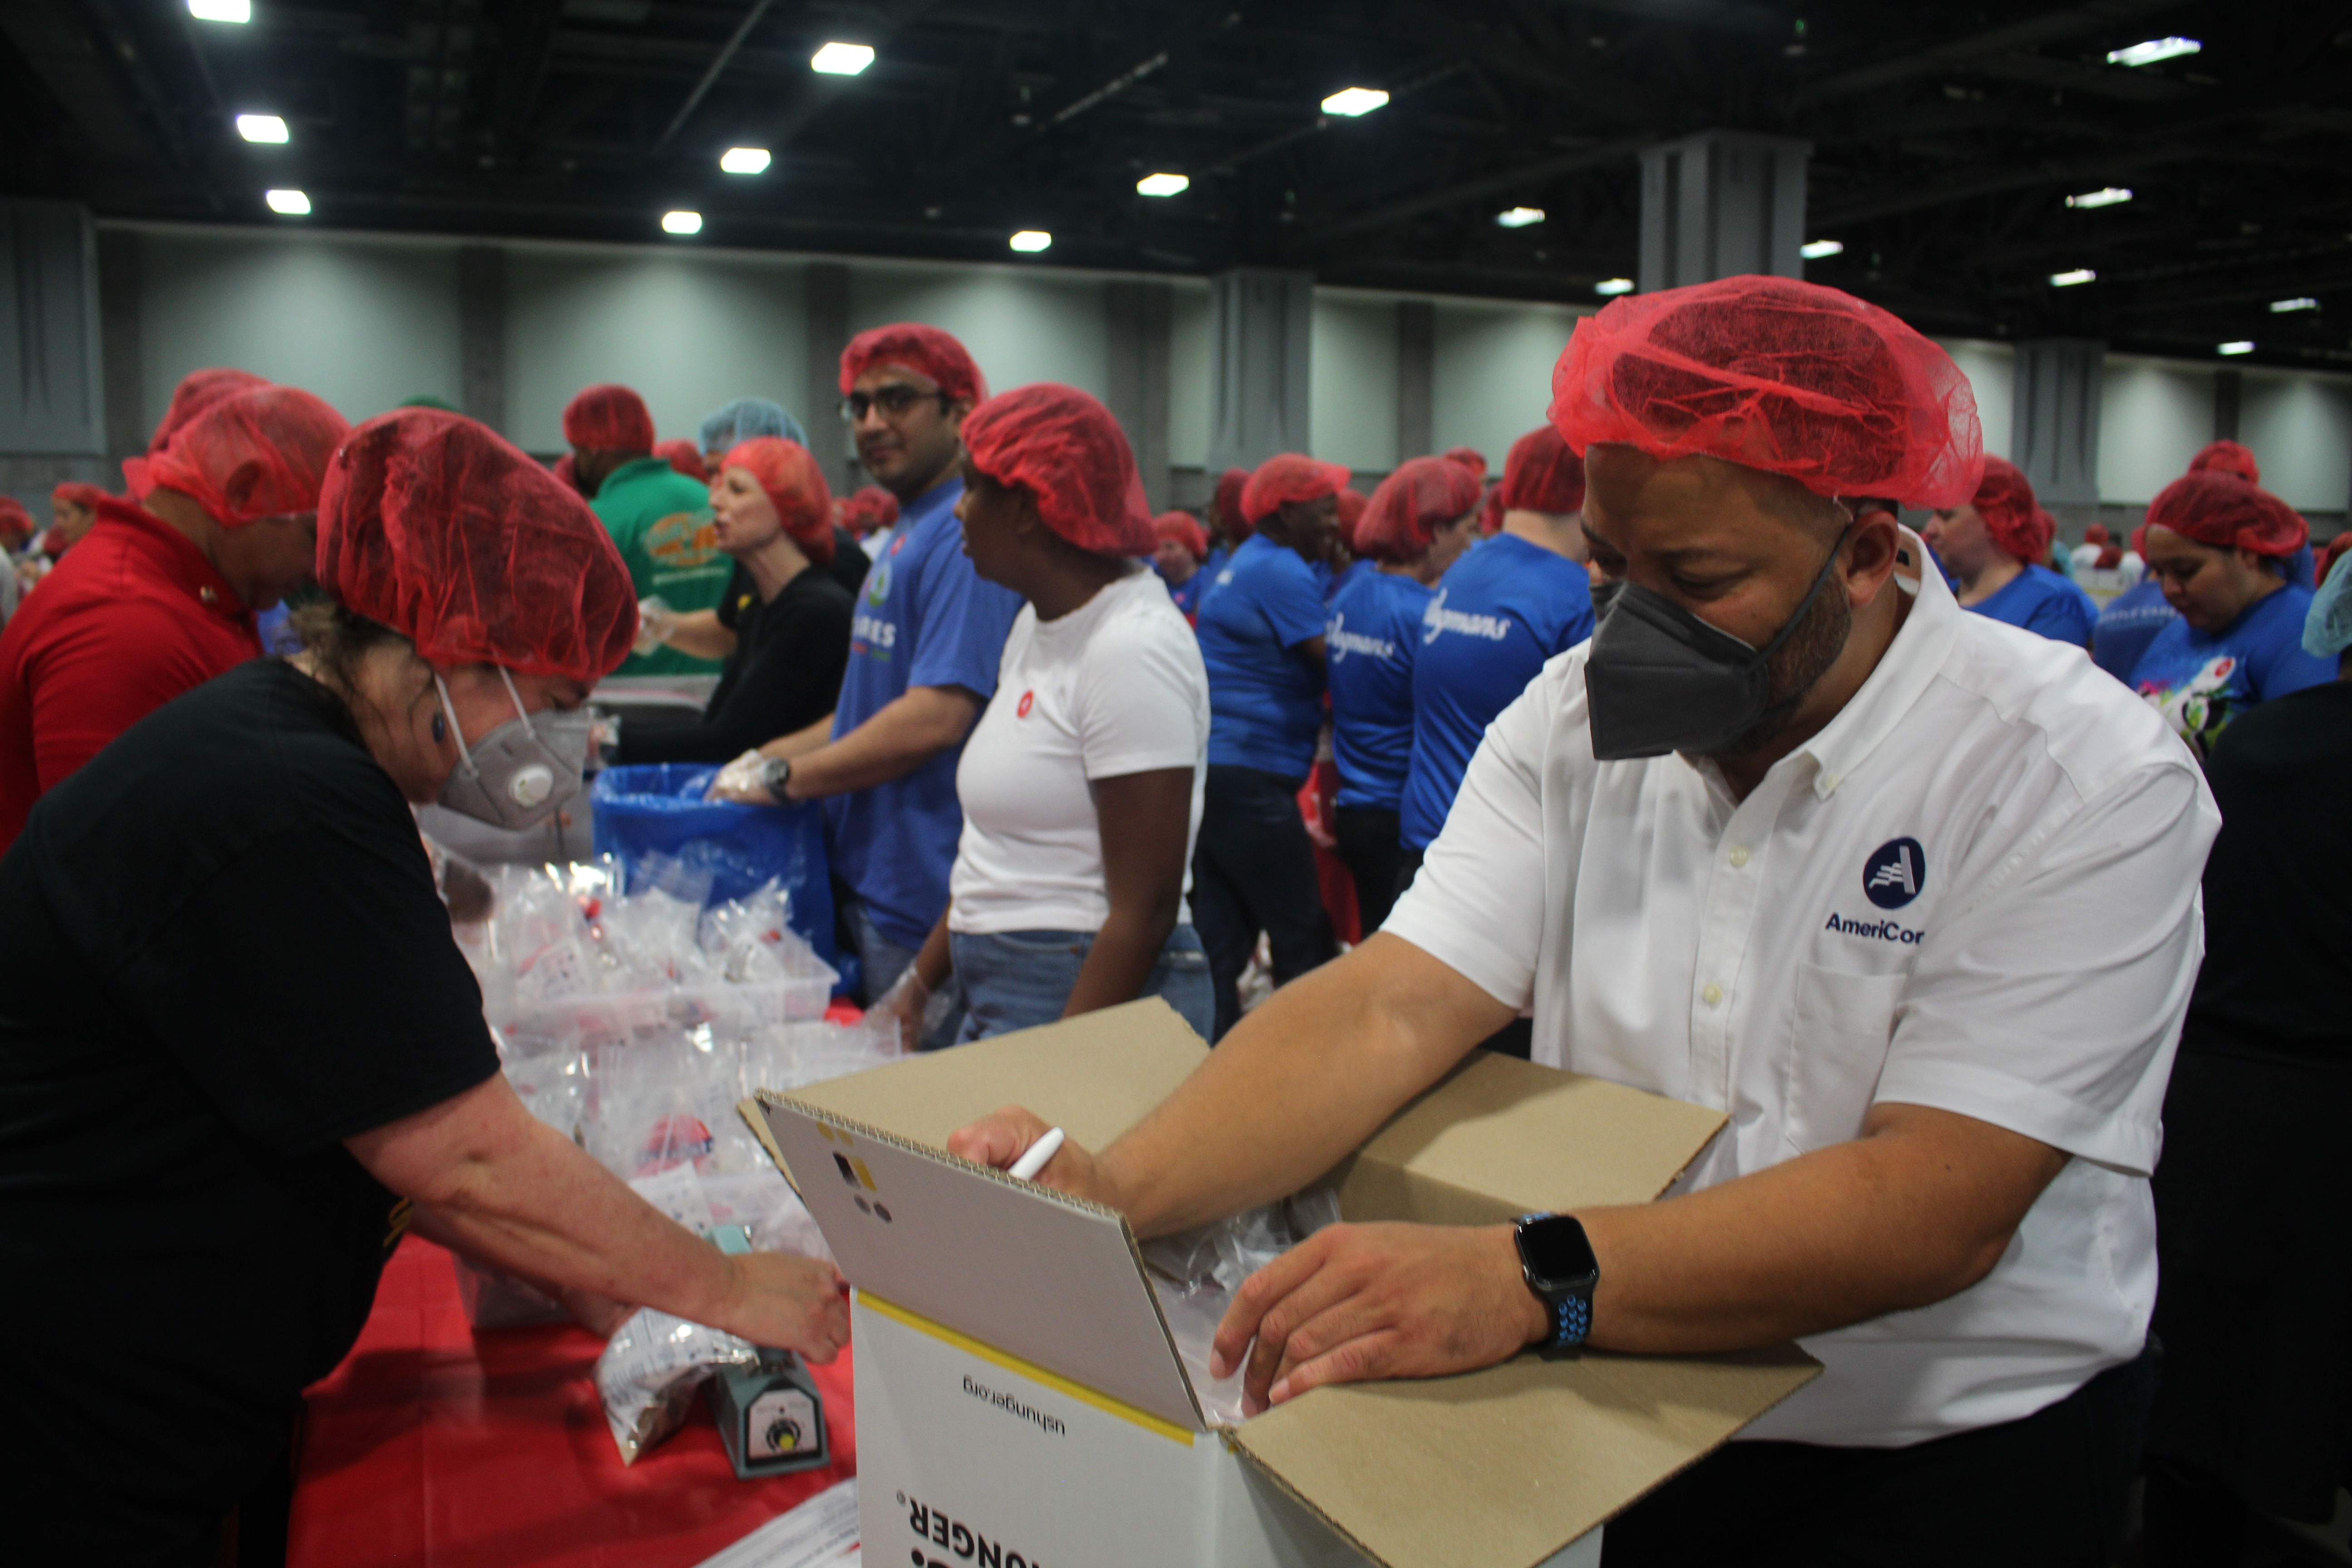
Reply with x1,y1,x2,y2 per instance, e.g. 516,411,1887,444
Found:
0,499,261,851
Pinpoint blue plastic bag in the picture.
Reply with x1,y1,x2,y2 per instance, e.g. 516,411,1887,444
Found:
591,764,845,986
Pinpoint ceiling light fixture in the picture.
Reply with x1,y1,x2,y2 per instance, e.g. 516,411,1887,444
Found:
1494,207,1545,229
264,188,309,216
2216,341,2254,356
1320,87,1389,118
188,0,250,21
2270,297,2319,313
662,210,703,235
720,147,771,175
1594,277,1636,296
2065,187,2132,209
2107,37,2200,67
2050,268,2097,287
1136,173,1190,198
1799,239,1844,259
235,114,289,144
1009,230,1053,253
810,42,875,76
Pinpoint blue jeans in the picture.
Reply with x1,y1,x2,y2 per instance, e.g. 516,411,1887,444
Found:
949,925,1214,1044
846,897,965,1052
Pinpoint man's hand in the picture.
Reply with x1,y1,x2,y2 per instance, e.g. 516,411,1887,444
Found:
706,748,771,804
1211,1222,1547,1415
711,1252,852,1361
947,1106,1118,1208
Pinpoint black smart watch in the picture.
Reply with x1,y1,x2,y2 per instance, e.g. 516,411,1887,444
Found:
1514,1212,1599,1350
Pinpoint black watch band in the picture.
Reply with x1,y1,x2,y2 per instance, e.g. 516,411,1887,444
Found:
1514,1212,1599,1350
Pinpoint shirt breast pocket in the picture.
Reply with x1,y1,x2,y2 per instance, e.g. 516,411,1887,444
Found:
1782,963,1906,1156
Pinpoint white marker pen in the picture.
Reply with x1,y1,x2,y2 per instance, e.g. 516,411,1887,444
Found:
1008,1126,1065,1182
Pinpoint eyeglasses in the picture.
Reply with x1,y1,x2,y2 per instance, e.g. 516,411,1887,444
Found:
840,386,952,422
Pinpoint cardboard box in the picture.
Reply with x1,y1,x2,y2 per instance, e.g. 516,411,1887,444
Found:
747,1000,1816,1568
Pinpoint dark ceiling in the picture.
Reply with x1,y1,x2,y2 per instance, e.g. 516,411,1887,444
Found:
5,0,2350,367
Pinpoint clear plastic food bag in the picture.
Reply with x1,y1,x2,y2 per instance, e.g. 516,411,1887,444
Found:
594,1307,760,1464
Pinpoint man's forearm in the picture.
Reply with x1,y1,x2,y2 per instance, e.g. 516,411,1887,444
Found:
770,687,979,799
757,711,836,764
1574,1104,2068,1354
1102,934,1508,1237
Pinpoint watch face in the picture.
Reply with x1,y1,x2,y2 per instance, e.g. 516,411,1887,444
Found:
1521,1215,1598,1285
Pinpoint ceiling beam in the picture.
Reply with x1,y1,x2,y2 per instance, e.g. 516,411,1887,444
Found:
1793,0,2198,106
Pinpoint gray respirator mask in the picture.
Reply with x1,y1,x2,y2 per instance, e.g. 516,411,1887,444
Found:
433,668,592,832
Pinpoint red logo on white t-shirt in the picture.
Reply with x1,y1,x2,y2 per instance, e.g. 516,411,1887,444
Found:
1016,691,1035,718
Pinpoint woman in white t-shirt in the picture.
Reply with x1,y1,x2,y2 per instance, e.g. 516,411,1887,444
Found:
871,384,1214,1045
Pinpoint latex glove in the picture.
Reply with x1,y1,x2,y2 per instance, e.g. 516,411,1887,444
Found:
706,749,770,804
632,596,676,657
869,964,934,1055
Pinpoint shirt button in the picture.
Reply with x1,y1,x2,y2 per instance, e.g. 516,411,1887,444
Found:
1701,982,1724,1006
1728,847,1750,868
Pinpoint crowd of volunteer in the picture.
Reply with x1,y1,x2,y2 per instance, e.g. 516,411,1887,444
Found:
1,272,2347,1567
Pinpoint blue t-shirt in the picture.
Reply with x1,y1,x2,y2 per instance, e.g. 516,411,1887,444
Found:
2129,583,2335,759
1400,534,1594,850
1326,569,1434,812
1965,563,2097,646
2091,578,2177,684
1193,547,1230,616
824,477,1024,948
1196,534,1330,779
1164,565,1209,621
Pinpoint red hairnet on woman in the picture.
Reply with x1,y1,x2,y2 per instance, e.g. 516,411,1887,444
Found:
619,436,853,766
0,407,850,1561
47,481,111,556
0,383,350,849
1327,456,1483,937
847,382,1212,1049
2127,469,2333,754
1153,510,1212,621
1921,456,2097,645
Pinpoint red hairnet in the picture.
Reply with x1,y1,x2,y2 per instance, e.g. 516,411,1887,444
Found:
837,323,987,406
1969,458,2050,564
719,437,835,565
1241,454,1351,526
317,408,636,684
1549,274,1982,510
124,368,271,499
1442,446,1488,479
657,438,706,480
1153,510,1208,561
51,481,111,514
562,383,656,453
1356,457,1483,564
0,496,32,544
1479,484,1506,536
2189,440,2259,485
960,383,1153,557
838,485,898,537
142,386,350,529
1214,467,1251,541
1499,426,1586,515
2082,523,2110,546
2143,472,2307,559
1336,487,1370,550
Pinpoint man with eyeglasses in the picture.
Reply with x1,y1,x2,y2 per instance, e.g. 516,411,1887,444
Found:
0,382,349,853
713,325,1022,1043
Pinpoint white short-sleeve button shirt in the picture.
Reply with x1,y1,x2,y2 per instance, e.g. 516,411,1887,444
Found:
1385,543,2220,1446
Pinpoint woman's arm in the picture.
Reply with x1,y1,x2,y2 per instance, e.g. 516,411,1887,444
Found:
620,591,851,765
1063,766,1196,1017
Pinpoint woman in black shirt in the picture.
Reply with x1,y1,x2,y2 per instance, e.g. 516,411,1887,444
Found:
622,436,853,764
0,410,847,1566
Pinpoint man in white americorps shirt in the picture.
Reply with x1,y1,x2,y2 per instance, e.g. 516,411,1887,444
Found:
953,275,2219,1565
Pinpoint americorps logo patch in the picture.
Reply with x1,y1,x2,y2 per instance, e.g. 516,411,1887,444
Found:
1863,838,1926,909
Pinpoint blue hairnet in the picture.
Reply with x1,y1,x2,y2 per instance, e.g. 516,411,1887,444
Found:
2304,550,2352,657
698,398,806,451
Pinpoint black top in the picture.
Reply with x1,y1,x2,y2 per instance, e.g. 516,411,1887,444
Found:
619,561,854,764
0,660,499,1553
2185,676,2352,1063
828,526,872,602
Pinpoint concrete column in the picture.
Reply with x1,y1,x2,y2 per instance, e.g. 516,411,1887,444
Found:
1205,268,1313,473
98,226,144,468
1396,300,1435,461
0,201,108,509
2211,368,2240,444
803,261,852,492
1106,279,1175,510
2011,338,2103,510
1637,132,1811,292
456,245,507,436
